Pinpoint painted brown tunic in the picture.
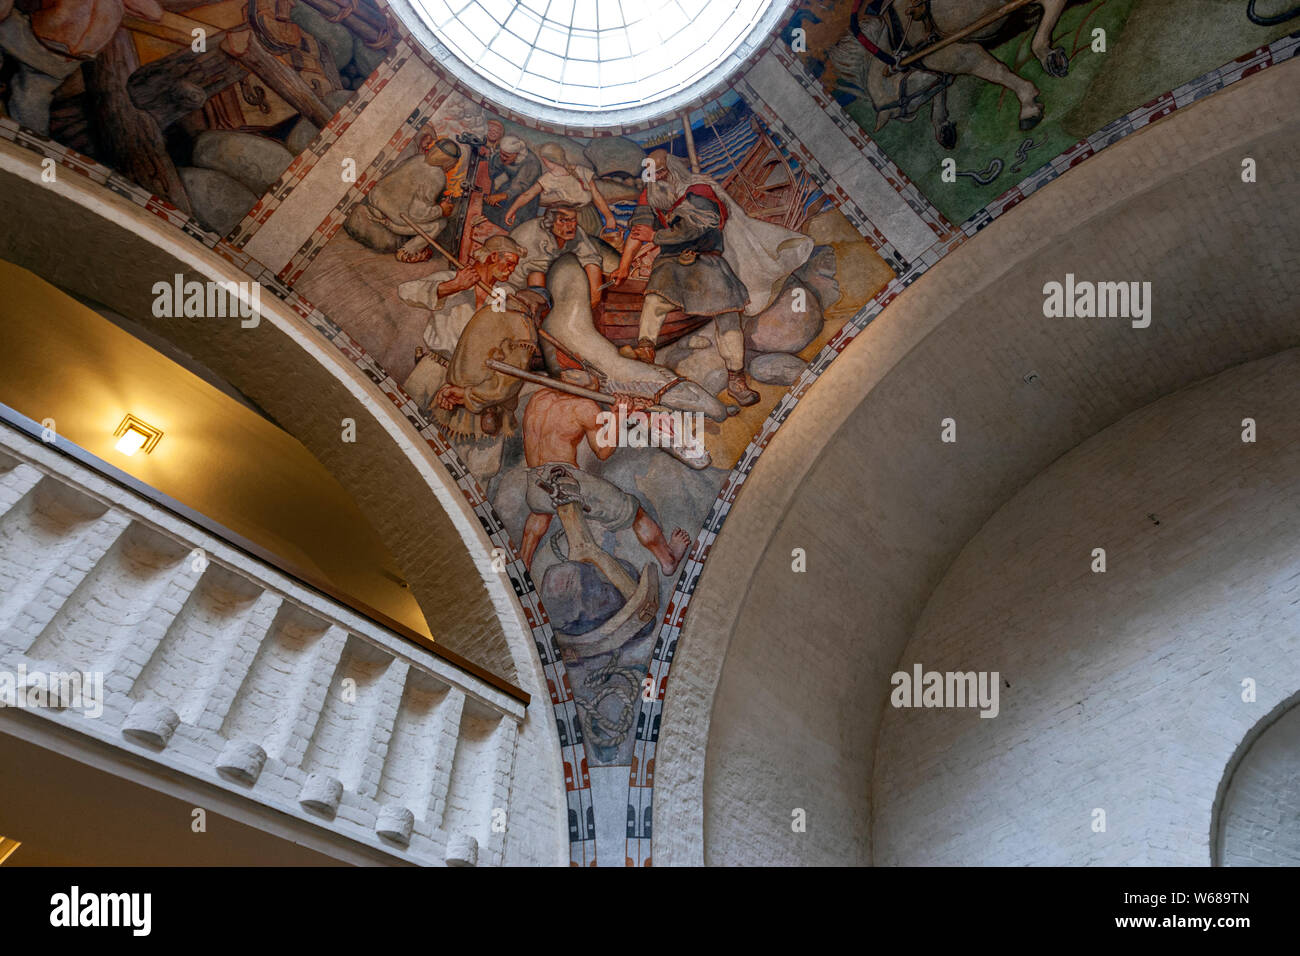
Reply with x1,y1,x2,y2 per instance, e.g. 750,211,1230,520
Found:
432,301,538,441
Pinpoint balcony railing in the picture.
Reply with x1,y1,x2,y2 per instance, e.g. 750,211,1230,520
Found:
0,412,525,866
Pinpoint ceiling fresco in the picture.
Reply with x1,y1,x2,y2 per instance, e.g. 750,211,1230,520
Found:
0,0,395,233
1,0,1297,865
789,0,1300,224
293,87,895,768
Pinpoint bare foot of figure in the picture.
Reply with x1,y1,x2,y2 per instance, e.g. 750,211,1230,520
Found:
632,508,692,576
660,528,691,575
396,244,434,264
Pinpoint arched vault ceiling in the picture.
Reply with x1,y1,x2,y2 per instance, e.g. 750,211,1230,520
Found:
655,56,1300,866
1,0,1297,867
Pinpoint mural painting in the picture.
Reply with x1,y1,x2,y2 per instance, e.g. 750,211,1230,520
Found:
790,0,1300,223
6,0,1291,782
0,0,397,233
296,90,894,764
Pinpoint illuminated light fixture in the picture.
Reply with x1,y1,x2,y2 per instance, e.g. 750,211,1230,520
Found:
0,836,20,865
113,414,163,456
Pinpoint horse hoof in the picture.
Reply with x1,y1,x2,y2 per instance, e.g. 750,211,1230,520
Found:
1019,103,1044,131
937,122,957,150
1045,47,1069,78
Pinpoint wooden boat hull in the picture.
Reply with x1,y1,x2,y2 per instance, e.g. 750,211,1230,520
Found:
593,278,710,350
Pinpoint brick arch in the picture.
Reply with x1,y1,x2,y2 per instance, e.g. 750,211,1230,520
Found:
1213,689,1300,867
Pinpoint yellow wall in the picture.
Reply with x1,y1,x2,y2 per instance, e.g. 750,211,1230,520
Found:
0,261,431,638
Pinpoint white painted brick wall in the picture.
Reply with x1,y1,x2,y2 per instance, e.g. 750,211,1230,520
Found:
133,566,264,723
873,350,1300,865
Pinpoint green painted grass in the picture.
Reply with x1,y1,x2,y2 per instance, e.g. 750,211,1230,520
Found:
827,0,1295,225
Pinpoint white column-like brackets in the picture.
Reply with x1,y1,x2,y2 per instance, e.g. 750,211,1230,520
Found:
216,738,268,785
0,475,131,648
426,688,466,827
376,804,415,845
199,590,285,733
299,773,345,816
445,833,478,868
121,700,181,748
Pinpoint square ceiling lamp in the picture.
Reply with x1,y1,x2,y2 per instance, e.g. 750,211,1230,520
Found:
113,414,163,456
0,836,20,864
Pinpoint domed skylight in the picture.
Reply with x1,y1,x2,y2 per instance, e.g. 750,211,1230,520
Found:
408,0,777,115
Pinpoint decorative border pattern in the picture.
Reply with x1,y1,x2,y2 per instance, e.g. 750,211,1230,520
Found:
229,40,421,251
275,80,457,285
764,38,957,261
0,117,598,866
623,30,1300,867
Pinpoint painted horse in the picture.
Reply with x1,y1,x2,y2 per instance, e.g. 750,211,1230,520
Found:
828,0,1074,148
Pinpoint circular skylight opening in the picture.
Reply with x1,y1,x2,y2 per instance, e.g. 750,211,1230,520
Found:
404,0,780,118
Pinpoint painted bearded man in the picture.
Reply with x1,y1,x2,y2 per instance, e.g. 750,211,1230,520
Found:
610,149,813,407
